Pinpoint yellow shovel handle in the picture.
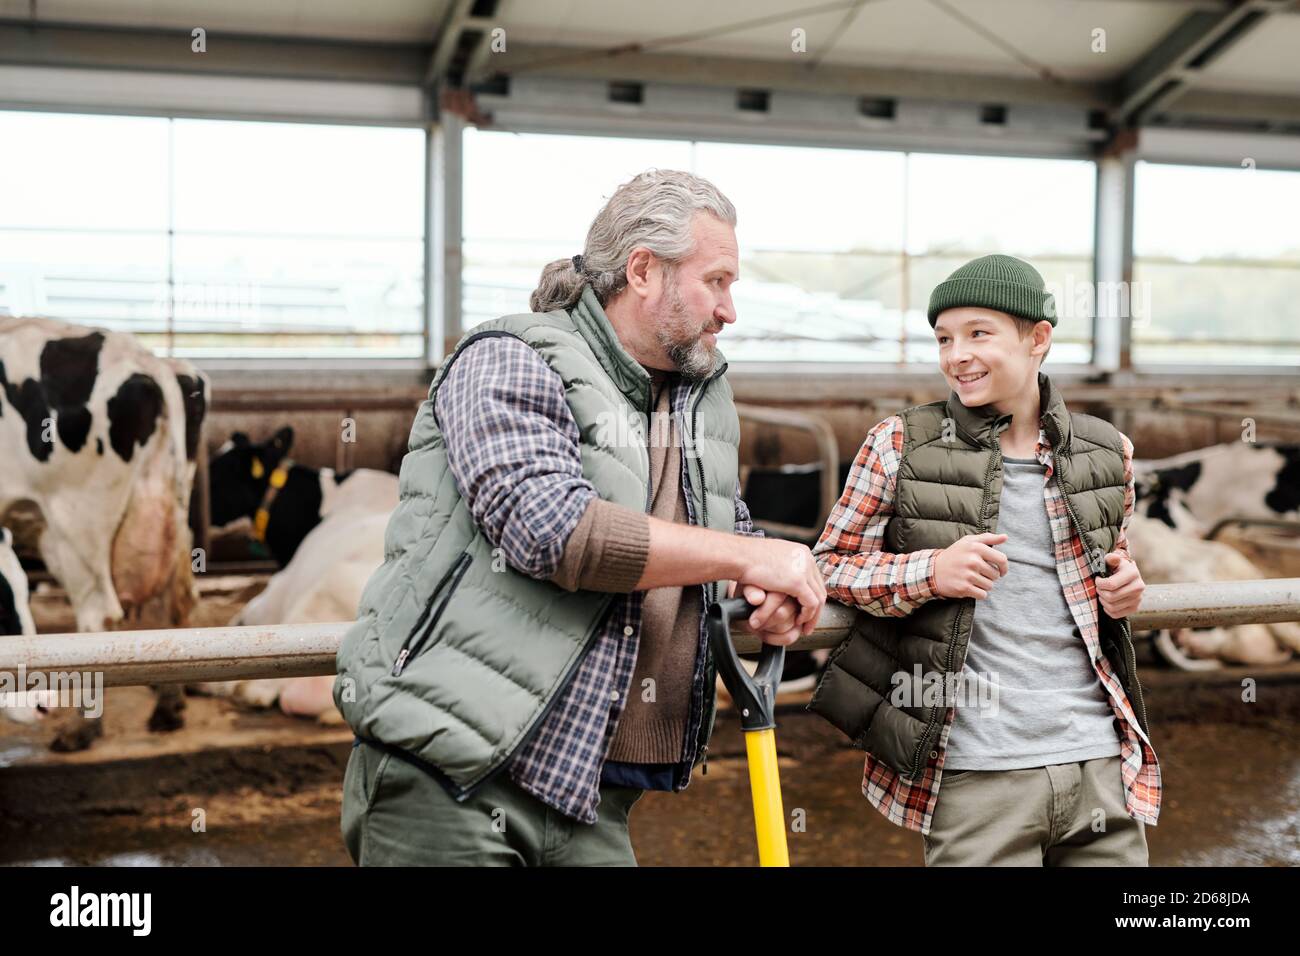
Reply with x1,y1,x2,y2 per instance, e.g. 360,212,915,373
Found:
744,728,790,867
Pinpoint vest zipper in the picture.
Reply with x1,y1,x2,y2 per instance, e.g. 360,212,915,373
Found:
1118,617,1149,735
688,362,726,604
643,377,655,511
682,359,728,774
910,433,1002,779
455,594,618,799
1057,480,1150,735
392,550,473,677
360,600,618,808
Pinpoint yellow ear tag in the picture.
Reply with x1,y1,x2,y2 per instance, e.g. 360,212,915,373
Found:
251,458,265,479
269,467,288,489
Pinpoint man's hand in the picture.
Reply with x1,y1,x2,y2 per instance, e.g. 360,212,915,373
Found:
725,580,805,646
730,537,826,636
1097,551,1144,618
934,533,1009,599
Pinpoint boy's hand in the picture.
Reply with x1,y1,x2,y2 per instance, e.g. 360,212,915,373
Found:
1097,552,1145,618
934,533,1009,600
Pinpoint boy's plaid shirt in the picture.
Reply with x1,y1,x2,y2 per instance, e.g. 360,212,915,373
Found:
435,335,764,826
812,414,1162,835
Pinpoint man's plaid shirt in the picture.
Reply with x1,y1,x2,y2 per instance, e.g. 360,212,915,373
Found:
435,334,763,825
812,414,1162,835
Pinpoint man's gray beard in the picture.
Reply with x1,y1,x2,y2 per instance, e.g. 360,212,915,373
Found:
654,275,715,382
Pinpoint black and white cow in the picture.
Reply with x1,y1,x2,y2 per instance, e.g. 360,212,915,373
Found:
1126,514,1300,667
209,426,398,567
197,426,398,720
1131,441,1300,668
1135,442,1300,535
0,316,209,746
0,526,53,724
0,527,31,639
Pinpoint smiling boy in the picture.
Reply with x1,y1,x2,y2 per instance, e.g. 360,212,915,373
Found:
808,254,1161,866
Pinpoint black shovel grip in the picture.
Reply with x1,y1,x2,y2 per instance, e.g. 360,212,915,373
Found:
707,597,787,732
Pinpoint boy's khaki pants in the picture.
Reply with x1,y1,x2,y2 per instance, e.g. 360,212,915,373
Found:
922,755,1149,866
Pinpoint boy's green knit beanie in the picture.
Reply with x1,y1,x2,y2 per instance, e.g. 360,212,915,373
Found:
927,254,1057,327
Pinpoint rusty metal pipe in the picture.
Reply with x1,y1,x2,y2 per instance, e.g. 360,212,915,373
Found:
4,579,1299,688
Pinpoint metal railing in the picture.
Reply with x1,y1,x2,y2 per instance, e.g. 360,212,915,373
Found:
3,579,1299,689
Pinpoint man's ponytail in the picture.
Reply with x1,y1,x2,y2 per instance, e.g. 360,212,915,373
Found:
529,256,586,312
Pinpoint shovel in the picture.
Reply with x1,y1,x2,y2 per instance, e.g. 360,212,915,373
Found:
706,597,790,867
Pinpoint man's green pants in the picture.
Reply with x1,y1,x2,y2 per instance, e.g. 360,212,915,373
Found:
341,739,645,866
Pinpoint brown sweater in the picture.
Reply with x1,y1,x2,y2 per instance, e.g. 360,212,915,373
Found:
549,367,700,763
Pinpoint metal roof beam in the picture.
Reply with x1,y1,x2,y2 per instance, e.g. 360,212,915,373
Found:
423,0,500,88
1164,88,1300,129
0,19,427,84
489,41,1110,109
1112,0,1295,125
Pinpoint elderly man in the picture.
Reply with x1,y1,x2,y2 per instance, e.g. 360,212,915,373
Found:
335,169,826,866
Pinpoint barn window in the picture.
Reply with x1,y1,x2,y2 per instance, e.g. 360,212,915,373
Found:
1133,161,1300,367
461,129,1096,364
0,111,425,360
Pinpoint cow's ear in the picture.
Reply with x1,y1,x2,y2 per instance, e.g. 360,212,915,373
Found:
231,431,251,448
271,425,294,454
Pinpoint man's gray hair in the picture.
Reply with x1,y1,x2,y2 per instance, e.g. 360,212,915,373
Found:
529,168,737,313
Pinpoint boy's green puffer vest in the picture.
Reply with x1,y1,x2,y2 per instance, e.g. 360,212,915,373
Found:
808,372,1149,779
332,284,740,799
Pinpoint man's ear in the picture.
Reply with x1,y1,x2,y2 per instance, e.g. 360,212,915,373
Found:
623,247,655,299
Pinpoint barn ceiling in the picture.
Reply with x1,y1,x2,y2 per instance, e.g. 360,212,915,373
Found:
0,0,1298,131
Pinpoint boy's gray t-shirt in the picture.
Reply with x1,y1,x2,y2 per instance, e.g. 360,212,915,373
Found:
944,456,1122,770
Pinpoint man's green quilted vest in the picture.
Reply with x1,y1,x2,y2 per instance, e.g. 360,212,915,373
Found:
808,372,1148,778
333,284,740,798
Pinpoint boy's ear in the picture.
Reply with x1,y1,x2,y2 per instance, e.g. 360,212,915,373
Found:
1031,320,1052,359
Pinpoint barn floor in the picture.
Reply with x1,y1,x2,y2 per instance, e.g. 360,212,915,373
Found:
2,579,1298,866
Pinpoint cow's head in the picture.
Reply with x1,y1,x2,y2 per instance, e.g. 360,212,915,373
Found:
169,364,209,463
209,426,294,528
1133,460,1203,533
